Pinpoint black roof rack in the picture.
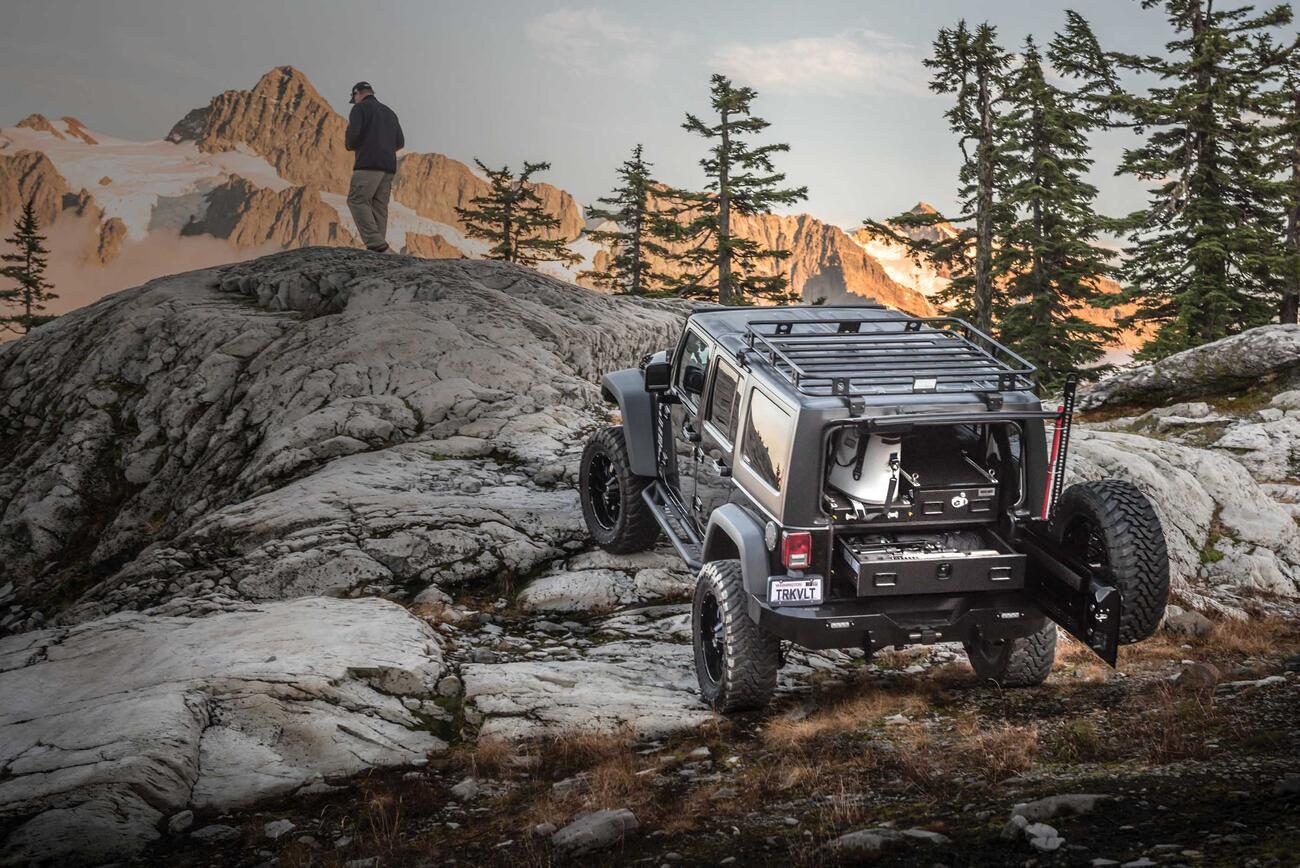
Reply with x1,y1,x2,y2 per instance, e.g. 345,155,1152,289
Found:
742,315,1037,401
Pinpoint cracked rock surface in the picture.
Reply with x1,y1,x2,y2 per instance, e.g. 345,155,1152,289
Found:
0,596,446,866
0,248,682,624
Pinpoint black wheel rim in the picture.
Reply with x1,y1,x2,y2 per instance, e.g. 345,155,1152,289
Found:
1063,516,1111,582
586,452,621,531
699,591,725,683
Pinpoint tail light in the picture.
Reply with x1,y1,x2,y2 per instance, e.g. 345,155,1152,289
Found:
781,531,812,570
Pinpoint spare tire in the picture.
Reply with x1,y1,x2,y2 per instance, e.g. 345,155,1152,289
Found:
1054,479,1170,644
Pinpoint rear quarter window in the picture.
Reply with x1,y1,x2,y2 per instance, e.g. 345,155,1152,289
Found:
742,389,792,492
706,363,741,445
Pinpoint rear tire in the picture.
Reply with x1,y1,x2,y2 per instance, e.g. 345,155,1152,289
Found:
964,620,1057,687
693,560,780,712
1055,479,1169,645
579,426,661,554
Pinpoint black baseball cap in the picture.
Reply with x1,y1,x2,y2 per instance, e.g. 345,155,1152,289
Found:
350,82,373,99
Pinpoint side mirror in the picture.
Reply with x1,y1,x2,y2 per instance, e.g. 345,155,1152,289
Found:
644,357,672,393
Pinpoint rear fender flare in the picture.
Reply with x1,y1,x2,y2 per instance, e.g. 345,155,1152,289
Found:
703,504,771,618
600,368,657,477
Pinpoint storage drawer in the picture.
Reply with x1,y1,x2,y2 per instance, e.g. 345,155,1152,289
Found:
838,529,1025,597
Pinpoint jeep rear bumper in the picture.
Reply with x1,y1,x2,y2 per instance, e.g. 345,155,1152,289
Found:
750,591,1044,651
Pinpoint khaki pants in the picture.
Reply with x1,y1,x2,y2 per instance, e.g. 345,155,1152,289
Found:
347,169,395,250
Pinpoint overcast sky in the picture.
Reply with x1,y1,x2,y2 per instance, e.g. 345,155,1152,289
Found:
2,0,1295,228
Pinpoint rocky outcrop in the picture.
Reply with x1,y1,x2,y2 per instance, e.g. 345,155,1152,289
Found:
394,151,584,240
0,150,127,265
1069,430,1300,604
737,212,935,314
403,231,465,259
17,114,98,146
635,203,934,314
167,66,354,194
183,175,356,249
0,149,71,226
89,216,128,265
0,249,682,625
1079,324,1300,410
0,596,446,866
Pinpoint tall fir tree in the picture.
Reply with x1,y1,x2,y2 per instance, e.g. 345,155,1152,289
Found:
455,161,580,268
0,200,58,335
1110,0,1293,359
580,145,675,294
995,26,1117,389
669,74,808,305
1265,43,1300,324
862,22,1013,333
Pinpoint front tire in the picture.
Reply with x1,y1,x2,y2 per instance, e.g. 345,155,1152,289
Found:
964,620,1057,687
1055,479,1170,644
693,560,780,712
579,426,661,554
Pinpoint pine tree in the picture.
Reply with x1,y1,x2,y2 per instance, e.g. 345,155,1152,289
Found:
1265,44,1300,324
995,27,1117,390
0,200,58,335
861,22,1012,332
670,74,808,305
1110,0,1293,359
455,161,580,268
580,145,676,294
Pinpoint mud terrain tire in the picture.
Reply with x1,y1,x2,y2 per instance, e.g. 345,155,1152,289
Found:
964,620,1057,687
579,426,661,554
1055,479,1170,644
693,560,781,712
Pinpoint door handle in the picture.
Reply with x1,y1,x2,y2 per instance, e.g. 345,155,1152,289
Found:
682,422,701,443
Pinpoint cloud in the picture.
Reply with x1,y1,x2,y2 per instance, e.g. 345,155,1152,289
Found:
526,7,673,79
710,29,930,97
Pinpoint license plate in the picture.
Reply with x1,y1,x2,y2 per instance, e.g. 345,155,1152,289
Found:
768,577,823,606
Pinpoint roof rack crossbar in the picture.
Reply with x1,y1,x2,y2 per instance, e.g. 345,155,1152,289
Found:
744,315,1036,399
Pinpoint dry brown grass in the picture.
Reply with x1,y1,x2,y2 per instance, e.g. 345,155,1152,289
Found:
1190,614,1298,659
951,717,1039,782
760,678,940,751
1126,682,1220,764
452,736,515,779
1046,716,1106,763
533,727,639,779
362,787,403,857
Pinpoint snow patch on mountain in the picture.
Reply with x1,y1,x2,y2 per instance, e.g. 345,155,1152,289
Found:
0,124,287,240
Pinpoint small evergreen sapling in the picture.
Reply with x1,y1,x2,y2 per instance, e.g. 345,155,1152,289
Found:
455,161,580,269
1,200,58,335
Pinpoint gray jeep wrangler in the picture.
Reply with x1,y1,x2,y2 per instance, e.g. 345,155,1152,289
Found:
580,305,1170,712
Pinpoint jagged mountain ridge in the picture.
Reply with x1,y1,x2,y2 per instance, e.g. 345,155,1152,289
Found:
0,65,935,316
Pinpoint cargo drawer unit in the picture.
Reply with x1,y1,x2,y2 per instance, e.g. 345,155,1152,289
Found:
836,528,1026,597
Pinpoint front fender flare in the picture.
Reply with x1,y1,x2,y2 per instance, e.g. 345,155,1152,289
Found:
600,368,657,477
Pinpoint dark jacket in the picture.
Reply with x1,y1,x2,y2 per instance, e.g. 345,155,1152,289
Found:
345,95,404,174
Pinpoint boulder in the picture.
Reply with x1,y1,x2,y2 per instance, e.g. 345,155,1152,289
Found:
1078,324,1300,410
550,808,639,855
1164,609,1213,637
1011,794,1111,822
0,597,445,865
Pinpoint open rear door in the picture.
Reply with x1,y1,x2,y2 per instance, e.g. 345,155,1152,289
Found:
1016,522,1121,666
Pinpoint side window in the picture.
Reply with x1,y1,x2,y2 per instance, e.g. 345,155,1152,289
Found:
676,331,711,409
742,389,792,492
706,362,741,446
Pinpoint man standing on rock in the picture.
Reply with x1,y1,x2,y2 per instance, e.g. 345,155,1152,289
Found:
345,81,404,253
